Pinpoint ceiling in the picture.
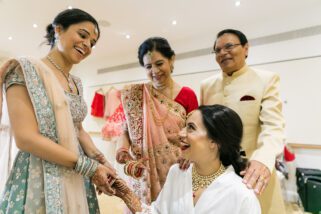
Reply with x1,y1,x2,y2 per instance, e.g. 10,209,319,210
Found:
1,0,321,69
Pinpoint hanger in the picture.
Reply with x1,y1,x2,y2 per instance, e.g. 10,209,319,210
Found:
110,86,117,91
96,88,104,94
105,86,118,93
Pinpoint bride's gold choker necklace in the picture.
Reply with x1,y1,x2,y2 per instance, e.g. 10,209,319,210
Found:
192,163,226,192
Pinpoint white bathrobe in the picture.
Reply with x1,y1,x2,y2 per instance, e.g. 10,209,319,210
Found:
140,164,261,214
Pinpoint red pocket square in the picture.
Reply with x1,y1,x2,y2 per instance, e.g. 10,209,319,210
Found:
240,95,255,101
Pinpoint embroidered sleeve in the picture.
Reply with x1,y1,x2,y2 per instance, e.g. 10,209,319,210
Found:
4,64,25,91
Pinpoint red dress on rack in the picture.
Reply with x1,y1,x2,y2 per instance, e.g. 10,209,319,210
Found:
101,89,126,140
90,92,105,118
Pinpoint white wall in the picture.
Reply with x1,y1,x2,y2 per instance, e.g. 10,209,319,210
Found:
294,149,321,170
0,57,8,66
75,34,321,170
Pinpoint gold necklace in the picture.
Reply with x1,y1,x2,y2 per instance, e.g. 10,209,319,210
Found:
46,55,75,93
192,163,226,192
149,80,174,126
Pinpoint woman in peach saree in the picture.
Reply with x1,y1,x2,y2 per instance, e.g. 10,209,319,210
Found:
116,37,198,209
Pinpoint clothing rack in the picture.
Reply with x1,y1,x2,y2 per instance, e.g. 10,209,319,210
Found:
92,85,119,95
288,143,321,150
88,77,149,88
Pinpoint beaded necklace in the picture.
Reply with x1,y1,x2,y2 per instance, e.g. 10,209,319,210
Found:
46,55,75,93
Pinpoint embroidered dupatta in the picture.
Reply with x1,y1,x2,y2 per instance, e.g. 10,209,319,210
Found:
121,83,186,205
0,58,98,214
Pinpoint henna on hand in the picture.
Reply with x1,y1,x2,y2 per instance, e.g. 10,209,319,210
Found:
91,164,116,195
95,177,142,212
116,148,133,164
112,178,142,213
95,153,106,164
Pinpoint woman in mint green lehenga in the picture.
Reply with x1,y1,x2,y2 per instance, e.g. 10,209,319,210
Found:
0,8,116,214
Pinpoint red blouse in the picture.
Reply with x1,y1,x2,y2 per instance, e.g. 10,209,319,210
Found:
174,86,198,114
91,92,105,117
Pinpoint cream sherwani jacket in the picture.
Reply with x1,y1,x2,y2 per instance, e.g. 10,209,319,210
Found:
200,64,286,214
201,65,285,171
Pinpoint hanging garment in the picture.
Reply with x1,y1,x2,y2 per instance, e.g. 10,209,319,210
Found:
90,90,105,118
284,146,295,162
101,88,126,140
104,87,121,119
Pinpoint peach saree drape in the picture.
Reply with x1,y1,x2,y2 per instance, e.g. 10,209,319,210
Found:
121,83,186,205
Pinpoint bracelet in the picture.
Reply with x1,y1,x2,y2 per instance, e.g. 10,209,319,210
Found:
124,160,144,179
124,161,134,176
74,155,99,178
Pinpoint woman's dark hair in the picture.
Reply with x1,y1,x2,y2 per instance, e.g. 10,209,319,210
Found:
45,8,100,48
138,37,175,66
198,104,247,176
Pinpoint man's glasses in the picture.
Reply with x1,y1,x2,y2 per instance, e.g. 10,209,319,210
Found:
212,43,241,55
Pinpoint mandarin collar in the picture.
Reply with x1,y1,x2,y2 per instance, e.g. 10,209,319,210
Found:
222,64,248,79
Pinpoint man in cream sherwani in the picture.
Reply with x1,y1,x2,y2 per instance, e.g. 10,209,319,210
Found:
201,29,286,214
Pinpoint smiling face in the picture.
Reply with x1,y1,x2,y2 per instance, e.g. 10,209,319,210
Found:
142,50,174,88
179,110,219,164
214,33,248,75
55,21,98,64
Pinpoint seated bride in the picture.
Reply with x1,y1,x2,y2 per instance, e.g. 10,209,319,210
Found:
99,104,261,214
